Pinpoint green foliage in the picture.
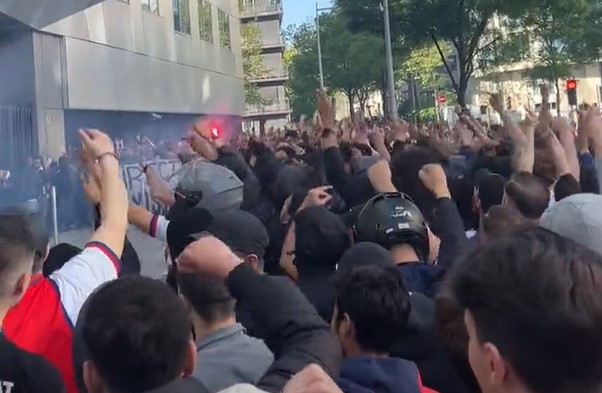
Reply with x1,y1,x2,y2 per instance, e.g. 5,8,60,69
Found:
337,0,536,106
285,22,321,119
241,24,271,106
286,12,383,119
320,13,383,115
519,0,602,85
398,42,452,90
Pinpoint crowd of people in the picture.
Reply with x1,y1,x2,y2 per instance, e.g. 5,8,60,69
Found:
0,86,602,393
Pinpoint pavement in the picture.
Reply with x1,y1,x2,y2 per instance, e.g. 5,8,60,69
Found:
58,226,167,279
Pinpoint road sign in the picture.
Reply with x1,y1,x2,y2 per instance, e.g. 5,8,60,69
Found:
437,95,447,104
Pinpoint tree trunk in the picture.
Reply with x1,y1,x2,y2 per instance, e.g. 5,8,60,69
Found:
347,92,356,119
457,81,468,108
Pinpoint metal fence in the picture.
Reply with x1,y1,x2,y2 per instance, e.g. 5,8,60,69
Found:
0,105,36,168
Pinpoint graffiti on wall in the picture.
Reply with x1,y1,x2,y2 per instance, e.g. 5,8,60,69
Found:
120,159,181,215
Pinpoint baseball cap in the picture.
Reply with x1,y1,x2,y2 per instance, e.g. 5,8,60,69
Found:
166,208,214,260
294,206,350,268
193,210,269,259
540,193,602,255
337,242,395,275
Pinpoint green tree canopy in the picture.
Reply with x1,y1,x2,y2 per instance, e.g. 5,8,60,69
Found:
285,22,321,119
337,0,540,106
517,0,602,111
398,42,451,90
241,23,270,106
286,12,383,118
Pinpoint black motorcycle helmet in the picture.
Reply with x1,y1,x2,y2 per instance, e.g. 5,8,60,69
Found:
353,192,430,260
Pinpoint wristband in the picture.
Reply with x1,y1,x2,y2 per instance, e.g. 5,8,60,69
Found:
96,152,119,163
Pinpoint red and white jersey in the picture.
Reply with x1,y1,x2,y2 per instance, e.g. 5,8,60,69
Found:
3,242,120,393
149,215,170,243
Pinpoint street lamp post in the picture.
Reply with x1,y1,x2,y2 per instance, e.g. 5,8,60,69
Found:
316,3,332,90
382,0,398,119
316,2,325,90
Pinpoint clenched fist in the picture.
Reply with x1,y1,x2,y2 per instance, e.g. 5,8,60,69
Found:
419,164,450,199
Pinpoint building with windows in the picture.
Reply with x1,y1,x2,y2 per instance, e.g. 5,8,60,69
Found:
0,0,243,165
240,0,291,132
468,15,602,115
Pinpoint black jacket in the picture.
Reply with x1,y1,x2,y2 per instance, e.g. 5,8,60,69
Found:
215,147,261,212
392,293,471,393
429,197,468,271
397,197,468,297
226,264,342,392
322,147,376,208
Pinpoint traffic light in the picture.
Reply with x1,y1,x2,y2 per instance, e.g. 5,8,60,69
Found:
506,96,512,110
566,79,578,107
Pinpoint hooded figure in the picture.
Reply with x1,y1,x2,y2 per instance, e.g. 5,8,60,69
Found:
294,206,350,322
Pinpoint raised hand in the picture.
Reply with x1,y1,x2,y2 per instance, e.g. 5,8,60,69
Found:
78,129,115,159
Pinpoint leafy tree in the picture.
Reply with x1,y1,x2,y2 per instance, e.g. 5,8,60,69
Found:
516,0,602,112
241,24,271,106
286,22,321,119
286,13,383,118
398,42,451,90
320,12,383,117
337,0,539,106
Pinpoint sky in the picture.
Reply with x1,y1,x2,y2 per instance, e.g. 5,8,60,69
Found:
282,0,333,29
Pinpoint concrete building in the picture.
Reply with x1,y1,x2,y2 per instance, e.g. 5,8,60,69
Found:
0,0,244,167
471,63,602,116
468,15,602,116
240,0,291,132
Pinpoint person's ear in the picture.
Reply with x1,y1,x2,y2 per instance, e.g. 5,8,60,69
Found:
339,313,354,341
482,342,508,388
182,340,197,377
243,255,260,272
42,244,50,265
83,361,104,393
12,271,31,305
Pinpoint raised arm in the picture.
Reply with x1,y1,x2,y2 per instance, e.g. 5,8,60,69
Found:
51,129,129,324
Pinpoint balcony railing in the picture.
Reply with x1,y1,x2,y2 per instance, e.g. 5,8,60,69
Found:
240,2,282,17
246,100,291,115
261,35,285,48
251,68,289,82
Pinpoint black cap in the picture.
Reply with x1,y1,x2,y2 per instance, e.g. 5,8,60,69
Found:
338,242,395,272
166,208,214,260
294,206,350,268
193,210,269,259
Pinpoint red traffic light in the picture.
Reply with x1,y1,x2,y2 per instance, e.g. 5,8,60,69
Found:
211,127,220,139
566,79,577,90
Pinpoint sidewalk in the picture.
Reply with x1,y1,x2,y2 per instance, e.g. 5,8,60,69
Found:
57,226,167,279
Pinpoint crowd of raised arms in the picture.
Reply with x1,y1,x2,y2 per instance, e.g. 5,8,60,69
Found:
0,86,601,393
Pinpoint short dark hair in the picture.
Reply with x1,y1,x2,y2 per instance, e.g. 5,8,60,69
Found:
482,205,530,238
43,243,82,277
0,214,36,295
335,265,410,353
176,272,235,323
82,276,192,393
477,174,506,214
554,174,581,202
451,228,602,393
505,172,550,219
